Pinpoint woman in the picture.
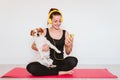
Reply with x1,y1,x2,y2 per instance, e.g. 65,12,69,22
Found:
26,8,78,76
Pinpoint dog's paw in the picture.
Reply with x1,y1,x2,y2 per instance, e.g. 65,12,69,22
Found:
49,65,56,68
57,50,61,53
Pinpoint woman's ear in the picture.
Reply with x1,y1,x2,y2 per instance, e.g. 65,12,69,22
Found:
48,18,52,24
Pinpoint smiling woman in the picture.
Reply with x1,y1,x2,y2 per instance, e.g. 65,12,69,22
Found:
48,8,63,25
26,8,78,76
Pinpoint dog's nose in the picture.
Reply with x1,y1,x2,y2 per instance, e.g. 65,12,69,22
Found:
37,33,39,36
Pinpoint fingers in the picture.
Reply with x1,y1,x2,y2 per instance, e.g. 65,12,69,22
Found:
65,35,74,47
65,38,72,45
42,44,50,52
69,34,74,41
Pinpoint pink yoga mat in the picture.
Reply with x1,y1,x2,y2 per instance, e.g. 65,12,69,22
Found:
1,67,118,78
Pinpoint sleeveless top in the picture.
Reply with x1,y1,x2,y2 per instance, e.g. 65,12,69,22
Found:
45,28,66,65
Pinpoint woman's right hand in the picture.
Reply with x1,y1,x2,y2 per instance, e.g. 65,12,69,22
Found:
32,42,38,51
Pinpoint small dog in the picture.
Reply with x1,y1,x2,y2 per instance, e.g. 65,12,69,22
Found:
30,27,61,67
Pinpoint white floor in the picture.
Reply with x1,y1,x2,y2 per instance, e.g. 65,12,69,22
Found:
0,64,119,80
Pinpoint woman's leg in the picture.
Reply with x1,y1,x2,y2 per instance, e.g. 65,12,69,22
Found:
58,56,78,71
26,62,58,76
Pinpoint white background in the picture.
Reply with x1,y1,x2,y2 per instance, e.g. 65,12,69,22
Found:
0,0,120,65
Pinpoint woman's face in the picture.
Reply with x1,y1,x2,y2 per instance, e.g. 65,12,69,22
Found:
51,15,62,30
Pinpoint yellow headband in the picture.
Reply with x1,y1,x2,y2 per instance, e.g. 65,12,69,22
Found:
48,10,63,24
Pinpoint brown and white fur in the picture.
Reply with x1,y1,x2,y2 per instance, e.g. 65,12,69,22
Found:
30,27,61,67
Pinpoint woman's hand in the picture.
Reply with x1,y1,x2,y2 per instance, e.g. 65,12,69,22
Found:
42,44,50,52
32,42,38,51
32,42,49,52
65,34,74,47
65,33,74,55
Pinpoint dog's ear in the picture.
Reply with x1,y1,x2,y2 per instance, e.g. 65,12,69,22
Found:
37,27,44,33
40,28,44,33
30,30,34,36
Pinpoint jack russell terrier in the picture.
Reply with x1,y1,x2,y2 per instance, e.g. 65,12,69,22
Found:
30,27,61,67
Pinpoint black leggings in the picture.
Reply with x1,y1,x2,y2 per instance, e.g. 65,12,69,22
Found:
26,56,78,76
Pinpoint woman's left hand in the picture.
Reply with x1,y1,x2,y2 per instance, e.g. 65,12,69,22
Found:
42,44,50,52
65,34,74,47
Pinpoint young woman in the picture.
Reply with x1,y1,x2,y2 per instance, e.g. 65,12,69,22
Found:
26,8,78,76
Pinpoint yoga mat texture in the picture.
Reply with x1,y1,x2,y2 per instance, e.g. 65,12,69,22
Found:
1,67,117,78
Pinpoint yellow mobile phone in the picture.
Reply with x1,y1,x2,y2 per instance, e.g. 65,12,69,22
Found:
69,34,74,38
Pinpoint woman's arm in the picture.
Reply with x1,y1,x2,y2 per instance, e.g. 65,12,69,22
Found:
65,32,74,55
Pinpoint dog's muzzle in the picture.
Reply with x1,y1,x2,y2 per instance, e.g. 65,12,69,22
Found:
37,33,39,36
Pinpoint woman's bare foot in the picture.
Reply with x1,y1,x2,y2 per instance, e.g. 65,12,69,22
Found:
59,70,73,75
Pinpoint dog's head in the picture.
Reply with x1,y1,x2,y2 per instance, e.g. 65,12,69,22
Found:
30,27,44,37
